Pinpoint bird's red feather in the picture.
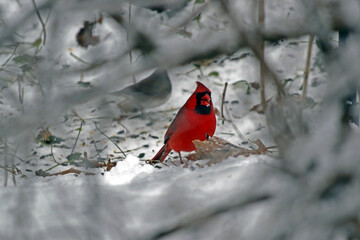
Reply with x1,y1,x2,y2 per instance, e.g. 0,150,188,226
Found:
152,82,216,162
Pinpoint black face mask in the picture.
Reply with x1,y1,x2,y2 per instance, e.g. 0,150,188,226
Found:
195,91,212,115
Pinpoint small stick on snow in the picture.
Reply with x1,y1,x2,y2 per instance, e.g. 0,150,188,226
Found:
92,140,105,159
221,82,228,119
70,121,84,155
127,3,137,83
4,139,8,187
302,35,314,100
50,144,60,164
32,0,47,45
258,0,266,111
224,105,247,142
95,122,127,158
300,35,314,123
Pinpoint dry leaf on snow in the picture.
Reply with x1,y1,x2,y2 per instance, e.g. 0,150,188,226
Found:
187,136,269,166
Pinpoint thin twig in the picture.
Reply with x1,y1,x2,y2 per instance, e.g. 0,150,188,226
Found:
258,0,266,111
0,44,18,72
73,115,111,121
221,82,228,119
4,139,8,187
44,155,85,172
93,141,107,158
50,144,59,163
70,52,91,65
118,122,129,134
219,0,285,98
71,109,85,122
97,145,108,158
10,144,19,186
44,161,66,172
71,121,84,155
1,141,19,186
302,35,314,99
32,0,46,45
116,145,143,153
95,122,126,157
17,74,24,113
169,160,179,167
128,3,136,83
161,161,169,167
0,165,17,175
224,105,248,143
300,35,314,124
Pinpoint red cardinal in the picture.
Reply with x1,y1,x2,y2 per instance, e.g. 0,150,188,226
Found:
151,81,216,163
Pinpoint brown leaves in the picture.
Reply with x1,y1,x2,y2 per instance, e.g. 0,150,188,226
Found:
80,159,117,171
36,128,64,144
101,159,117,171
37,129,52,142
187,136,268,166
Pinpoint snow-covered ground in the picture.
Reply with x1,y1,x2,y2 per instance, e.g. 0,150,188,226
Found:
1,1,349,239
0,42,325,239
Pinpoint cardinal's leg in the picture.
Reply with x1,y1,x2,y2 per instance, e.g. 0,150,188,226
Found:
178,152,183,164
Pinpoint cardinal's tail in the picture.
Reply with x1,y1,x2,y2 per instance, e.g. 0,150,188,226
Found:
151,144,171,162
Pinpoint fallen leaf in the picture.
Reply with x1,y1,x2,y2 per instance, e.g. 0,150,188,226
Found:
37,129,52,143
106,159,117,171
36,129,65,144
187,136,269,166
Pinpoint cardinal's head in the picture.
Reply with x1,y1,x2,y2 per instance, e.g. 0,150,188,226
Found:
184,81,213,115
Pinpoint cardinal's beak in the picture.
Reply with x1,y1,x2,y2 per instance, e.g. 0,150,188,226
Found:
201,94,211,107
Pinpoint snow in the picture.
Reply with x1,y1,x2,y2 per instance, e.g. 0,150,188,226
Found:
0,6,304,240
1,154,271,240
1,0,359,239
103,155,154,185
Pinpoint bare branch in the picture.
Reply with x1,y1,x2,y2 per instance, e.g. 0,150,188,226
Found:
32,0,47,45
